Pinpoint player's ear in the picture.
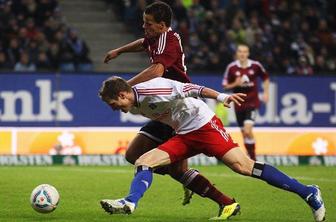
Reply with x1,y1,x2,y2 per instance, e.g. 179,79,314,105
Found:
119,91,127,99
159,21,166,29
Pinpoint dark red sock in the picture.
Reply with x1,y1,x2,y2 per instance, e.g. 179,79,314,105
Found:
245,143,256,160
153,166,170,175
181,169,234,206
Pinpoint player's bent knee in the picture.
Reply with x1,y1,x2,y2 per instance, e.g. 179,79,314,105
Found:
125,151,136,165
231,162,251,176
168,168,185,180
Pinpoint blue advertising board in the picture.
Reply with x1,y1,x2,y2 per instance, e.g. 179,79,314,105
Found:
0,73,335,127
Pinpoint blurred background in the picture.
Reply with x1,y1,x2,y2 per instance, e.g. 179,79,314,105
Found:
0,0,335,165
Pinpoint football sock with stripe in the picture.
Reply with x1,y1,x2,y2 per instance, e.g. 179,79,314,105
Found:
125,165,153,205
252,162,311,198
181,169,234,205
244,138,256,160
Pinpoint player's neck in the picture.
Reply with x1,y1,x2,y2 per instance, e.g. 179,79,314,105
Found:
131,90,138,107
238,60,248,68
159,27,170,35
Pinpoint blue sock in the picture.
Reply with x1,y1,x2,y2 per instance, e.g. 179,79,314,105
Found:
125,166,153,205
252,162,311,199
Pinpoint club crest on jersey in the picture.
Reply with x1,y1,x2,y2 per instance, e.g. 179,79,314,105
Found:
241,75,250,83
148,103,157,110
248,69,254,75
235,71,241,76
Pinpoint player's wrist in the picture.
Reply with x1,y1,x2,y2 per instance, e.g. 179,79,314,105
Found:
216,93,230,103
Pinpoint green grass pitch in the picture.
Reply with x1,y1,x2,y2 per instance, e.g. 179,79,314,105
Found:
0,165,335,222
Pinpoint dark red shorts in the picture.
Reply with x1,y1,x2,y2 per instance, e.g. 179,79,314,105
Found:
158,116,239,162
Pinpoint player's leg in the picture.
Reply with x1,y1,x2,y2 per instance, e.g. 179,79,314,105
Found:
127,121,235,206
242,121,255,160
125,121,174,174
173,161,235,207
101,134,193,214
236,110,256,160
125,133,156,165
101,148,171,214
243,109,257,160
174,117,240,220
221,148,326,221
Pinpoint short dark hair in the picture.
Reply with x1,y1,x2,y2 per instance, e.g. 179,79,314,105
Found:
237,43,250,49
98,76,131,102
144,1,172,27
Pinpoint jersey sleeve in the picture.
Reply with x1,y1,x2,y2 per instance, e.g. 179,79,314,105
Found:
256,61,269,80
172,80,204,98
152,33,178,69
222,65,233,86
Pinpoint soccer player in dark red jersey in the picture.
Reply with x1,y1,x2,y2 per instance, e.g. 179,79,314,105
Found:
222,44,270,160
103,1,236,215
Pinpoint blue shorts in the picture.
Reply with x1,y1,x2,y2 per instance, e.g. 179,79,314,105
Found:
139,120,175,144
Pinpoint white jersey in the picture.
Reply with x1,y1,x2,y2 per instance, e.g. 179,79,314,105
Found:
130,77,215,134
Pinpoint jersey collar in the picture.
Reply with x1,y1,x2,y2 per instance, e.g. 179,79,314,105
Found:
236,59,252,68
132,87,140,107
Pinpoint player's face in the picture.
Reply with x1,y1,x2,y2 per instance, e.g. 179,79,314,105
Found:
143,13,163,38
106,94,132,113
236,45,249,62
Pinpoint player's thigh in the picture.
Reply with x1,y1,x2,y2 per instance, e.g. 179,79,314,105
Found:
158,135,196,164
235,111,246,127
126,133,158,164
243,109,256,127
220,147,254,175
139,120,175,144
126,121,175,164
135,148,172,168
196,116,239,158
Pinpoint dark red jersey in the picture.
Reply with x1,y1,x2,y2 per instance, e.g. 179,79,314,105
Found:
142,28,190,83
222,59,269,112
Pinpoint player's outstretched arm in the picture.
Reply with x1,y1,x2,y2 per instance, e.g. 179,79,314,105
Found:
104,38,145,64
200,87,246,108
176,81,246,108
127,63,165,86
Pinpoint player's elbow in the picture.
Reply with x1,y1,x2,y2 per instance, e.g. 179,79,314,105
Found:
151,63,165,77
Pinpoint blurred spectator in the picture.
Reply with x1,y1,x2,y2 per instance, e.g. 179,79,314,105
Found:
36,51,50,71
0,51,12,70
314,55,328,73
14,51,36,72
295,56,314,75
65,28,92,72
0,0,92,72
7,38,21,65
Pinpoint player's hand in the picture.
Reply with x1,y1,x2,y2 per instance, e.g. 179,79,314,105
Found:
261,92,269,103
103,49,120,64
223,93,246,108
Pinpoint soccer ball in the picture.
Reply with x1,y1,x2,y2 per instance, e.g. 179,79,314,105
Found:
30,184,60,213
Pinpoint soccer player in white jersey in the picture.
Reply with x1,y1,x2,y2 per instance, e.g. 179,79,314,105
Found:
99,76,325,222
